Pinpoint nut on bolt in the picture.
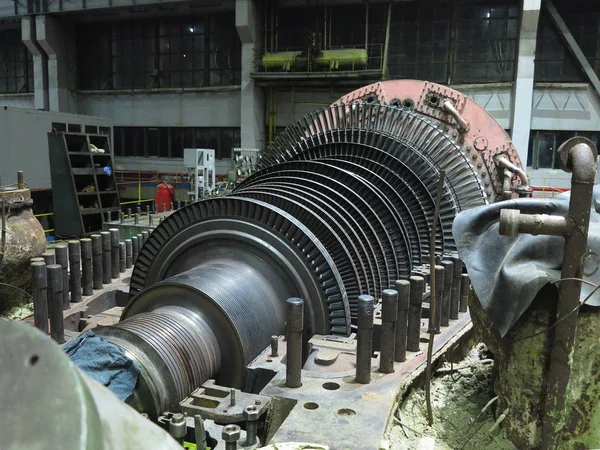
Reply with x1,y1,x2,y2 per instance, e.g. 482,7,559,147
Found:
222,424,241,447
244,405,260,421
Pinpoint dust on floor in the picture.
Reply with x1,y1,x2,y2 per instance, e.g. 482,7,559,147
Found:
387,344,517,450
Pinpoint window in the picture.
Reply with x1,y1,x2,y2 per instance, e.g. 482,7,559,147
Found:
534,1,600,83
77,13,241,90
527,131,599,168
388,1,452,83
0,29,33,94
534,11,585,83
114,126,240,160
388,0,518,84
453,0,518,83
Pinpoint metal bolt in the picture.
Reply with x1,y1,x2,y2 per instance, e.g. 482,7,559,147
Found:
255,399,262,405
243,405,260,446
482,172,487,178
270,335,278,357
194,415,207,450
169,413,187,443
466,145,472,152
230,388,236,407
472,154,477,160
222,424,241,450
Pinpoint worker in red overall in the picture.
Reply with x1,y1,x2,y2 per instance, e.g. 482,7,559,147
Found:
155,178,175,212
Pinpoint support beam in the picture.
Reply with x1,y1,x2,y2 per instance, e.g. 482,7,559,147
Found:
545,0,600,100
21,17,49,110
236,0,264,150
35,15,77,113
510,0,541,168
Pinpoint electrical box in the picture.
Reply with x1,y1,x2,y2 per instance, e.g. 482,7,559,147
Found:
231,148,261,184
184,148,216,201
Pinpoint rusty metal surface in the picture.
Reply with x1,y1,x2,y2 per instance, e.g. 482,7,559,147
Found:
250,313,472,450
334,80,525,202
539,139,598,450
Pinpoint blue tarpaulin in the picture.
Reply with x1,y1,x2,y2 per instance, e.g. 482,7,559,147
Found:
63,330,141,401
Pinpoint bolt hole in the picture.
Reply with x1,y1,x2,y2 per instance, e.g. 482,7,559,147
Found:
29,355,39,366
322,382,340,391
223,409,228,413
402,98,415,110
303,402,319,410
266,359,273,362
337,408,356,417
430,95,439,105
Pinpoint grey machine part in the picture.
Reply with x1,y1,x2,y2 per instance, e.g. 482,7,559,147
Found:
0,319,182,450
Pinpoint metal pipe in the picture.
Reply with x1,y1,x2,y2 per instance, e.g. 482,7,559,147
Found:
119,242,126,273
68,240,82,303
47,264,65,344
54,245,69,310
502,168,513,200
407,275,424,352
136,204,142,216
31,261,48,334
119,210,124,224
110,228,119,279
394,281,410,363
538,139,598,450
380,288,398,372
450,257,462,320
127,207,132,219
142,231,149,246
149,214,154,227
440,260,453,327
125,239,133,268
91,234,103,289
100,231,111,284
105,211,111,223
80,238,93,296
381,2,392,78
145,205,150,216
177,201,181,210
442,100,470,133
499,209,570,237
134,213,139,225
460,274,470,313
429,265,444,334
496,155,529,188
170,201,174,212
137,233,143,252
356,294,374,384
285,297,304,388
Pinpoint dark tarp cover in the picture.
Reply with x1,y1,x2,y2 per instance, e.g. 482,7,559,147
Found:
452,186,600,337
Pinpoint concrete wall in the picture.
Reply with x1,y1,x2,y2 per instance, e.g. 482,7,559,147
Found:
77,88,241,127
0,107,112,189
0,94,35,109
